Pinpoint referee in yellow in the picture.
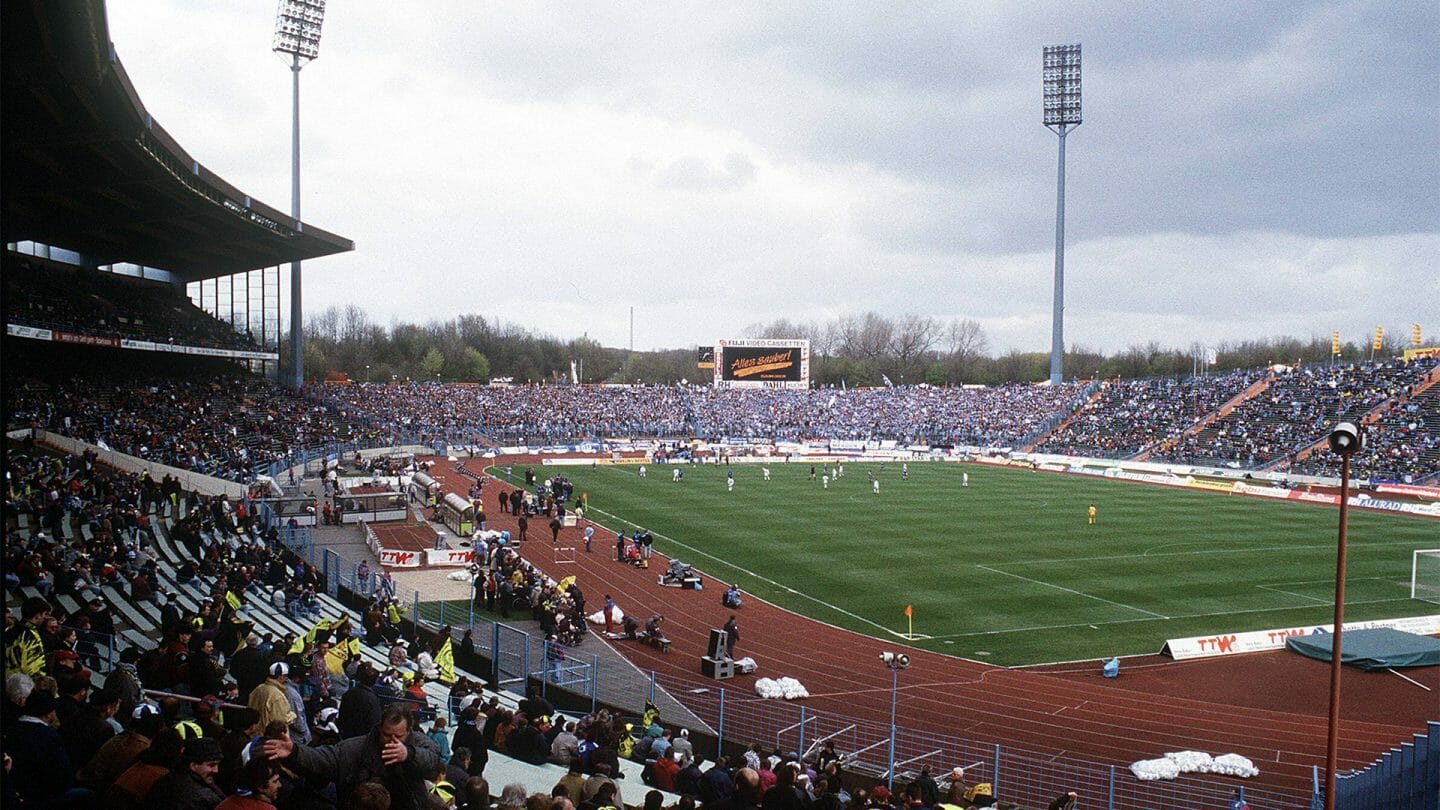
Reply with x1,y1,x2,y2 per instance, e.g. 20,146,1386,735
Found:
1087,504,1097,525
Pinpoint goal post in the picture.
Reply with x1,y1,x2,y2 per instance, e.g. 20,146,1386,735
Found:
1411,549,1440,604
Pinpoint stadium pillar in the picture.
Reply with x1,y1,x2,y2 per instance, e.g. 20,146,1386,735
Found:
1049,125,1068,385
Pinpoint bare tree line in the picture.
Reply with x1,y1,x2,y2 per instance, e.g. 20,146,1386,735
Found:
288,305,1411,386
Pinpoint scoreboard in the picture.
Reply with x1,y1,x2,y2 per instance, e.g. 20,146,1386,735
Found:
713,338,810,389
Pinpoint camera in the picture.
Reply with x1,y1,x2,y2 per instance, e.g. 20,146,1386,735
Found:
879,651,910,669
1328,422,1363,455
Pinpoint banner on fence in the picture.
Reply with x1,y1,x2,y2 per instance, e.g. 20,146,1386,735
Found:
1164,614,1440,660
426,548,474,567
378,548,422,568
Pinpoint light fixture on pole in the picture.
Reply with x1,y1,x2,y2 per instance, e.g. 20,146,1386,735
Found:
1043,43,1081,386
272,0,327,389
1322,421,1363,810
880,651,910,790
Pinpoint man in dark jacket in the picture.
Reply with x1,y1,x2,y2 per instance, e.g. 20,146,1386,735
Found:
701,757,735,805
148,736,227,810
229,633,269,699
505,716,549,765
338,663,383,739
9,690,78,806
264,703,441,810
675,755,705,798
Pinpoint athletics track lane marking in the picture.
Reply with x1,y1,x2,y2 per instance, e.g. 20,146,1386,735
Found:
973,564,1169,620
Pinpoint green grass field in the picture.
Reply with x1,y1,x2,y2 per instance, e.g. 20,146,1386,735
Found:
492,461,1438,667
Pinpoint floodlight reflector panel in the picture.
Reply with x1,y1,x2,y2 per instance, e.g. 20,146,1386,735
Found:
1043,44,1082,126
273,0,327,60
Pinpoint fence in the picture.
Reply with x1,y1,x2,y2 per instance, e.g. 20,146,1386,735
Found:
1332,721,1440,810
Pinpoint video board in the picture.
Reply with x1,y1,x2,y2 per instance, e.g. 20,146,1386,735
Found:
713,339,810,389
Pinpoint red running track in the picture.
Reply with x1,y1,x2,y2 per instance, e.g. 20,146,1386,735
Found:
421,456,1435,798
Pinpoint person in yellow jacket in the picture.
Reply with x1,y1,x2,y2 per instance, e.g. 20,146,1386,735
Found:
1087,504,1097,525
248,662,297,732
4,597,51,677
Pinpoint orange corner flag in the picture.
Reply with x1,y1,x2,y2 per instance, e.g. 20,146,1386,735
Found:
904,604,913,618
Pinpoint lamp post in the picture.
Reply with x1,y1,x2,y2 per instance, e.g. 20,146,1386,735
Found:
1323,421,1363,810
880,651,910,790
1043,44,1082,385
272,0,327,389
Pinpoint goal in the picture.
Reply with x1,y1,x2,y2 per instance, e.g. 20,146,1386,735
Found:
1411,549,1440,604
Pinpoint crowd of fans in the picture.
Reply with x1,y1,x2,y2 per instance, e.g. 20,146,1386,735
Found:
316,382,1092,449
6,375,375,483
1154,358,1437,476
3,255,265,352
1291,384,1440,482
1036,369,1264,459
6,357,1438,492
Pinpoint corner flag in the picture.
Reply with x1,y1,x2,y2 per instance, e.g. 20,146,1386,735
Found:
904,604,913,638
904,604,913,618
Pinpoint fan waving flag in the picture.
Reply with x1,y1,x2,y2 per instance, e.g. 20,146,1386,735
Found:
436,635,455,683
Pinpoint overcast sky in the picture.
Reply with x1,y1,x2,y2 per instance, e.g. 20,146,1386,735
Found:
105,1,1438,355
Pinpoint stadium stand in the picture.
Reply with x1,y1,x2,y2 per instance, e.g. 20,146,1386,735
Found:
3,254,264,352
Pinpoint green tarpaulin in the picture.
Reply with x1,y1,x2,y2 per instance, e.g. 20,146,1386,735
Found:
1286,627,1440,671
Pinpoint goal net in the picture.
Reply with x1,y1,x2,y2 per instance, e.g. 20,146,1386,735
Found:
1412,549,1440,604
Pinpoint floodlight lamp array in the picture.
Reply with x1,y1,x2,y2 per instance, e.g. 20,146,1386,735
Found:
273,0,326,60
1043,44,1082,126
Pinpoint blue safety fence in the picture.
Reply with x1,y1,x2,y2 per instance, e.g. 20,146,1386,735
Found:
1333,721,1440,810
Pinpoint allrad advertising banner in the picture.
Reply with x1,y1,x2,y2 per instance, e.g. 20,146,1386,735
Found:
714,339,810,389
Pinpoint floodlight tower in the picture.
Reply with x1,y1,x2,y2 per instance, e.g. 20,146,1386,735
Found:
1043,44,1081,385
273,0,327,389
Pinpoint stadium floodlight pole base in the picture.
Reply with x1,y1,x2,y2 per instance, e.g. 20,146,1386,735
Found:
1323,452,1352,810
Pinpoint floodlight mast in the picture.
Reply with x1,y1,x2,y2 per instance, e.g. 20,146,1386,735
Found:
273,0,326,389
1043,44,1081,386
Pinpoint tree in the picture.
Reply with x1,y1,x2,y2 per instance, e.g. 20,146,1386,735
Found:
455,347,491,382
943,318,989,383
420,347,445,380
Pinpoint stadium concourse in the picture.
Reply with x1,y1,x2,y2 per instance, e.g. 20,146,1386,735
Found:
421,454,1436,802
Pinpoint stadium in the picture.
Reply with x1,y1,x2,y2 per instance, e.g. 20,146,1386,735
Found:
2,3,1437,810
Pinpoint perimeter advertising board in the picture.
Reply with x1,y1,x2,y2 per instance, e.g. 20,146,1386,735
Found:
713,338,810,389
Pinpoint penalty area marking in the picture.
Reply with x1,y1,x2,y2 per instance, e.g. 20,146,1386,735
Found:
586,506,915,639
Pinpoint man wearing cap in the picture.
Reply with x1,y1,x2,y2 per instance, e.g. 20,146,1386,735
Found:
264,702,442,810
81,702,164,791
248,661,297,733
149,736,226,809
671,727,694,763
4,595,50,677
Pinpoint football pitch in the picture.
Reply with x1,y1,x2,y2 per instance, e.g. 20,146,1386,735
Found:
497,461,1437,667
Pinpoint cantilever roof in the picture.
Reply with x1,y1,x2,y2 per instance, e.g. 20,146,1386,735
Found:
1,0,353,283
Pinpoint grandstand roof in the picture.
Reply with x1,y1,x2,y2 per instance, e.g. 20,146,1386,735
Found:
1,0,353,283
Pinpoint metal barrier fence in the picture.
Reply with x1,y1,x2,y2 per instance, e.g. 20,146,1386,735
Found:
646,671,1303,810
1333,721,1439,810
